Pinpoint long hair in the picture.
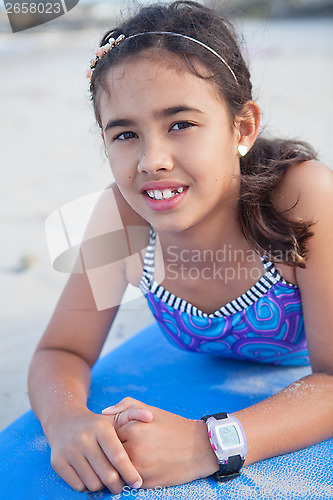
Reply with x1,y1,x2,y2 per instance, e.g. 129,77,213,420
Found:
89,1,317,267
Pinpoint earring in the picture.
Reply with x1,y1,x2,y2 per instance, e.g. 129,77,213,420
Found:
238,145,248,157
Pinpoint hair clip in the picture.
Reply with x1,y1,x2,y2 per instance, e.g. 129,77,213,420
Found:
87,34,125,78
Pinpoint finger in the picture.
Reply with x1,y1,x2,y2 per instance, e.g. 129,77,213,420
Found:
70,437,127,494
102,405,122,415
102,405,125,415
51,459,86,492
116,420,140,443
69,456,105,492
113,406,153,430
85,452,125,494
102,397,141,415
97,426,143,490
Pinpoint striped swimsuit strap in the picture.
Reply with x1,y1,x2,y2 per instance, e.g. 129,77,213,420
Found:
139,227,295,319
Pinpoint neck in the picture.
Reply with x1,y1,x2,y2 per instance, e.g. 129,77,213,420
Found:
157,204,249,258
153,170,258,266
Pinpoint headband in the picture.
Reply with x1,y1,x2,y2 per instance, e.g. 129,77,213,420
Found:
87,31,238,84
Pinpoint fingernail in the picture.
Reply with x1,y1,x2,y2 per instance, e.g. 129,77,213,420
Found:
102,405,116,414
131,480,142,489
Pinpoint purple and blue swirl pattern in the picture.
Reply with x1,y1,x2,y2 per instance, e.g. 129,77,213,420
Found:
146,282,309,366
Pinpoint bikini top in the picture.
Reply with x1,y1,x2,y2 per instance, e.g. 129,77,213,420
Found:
139,228,309,366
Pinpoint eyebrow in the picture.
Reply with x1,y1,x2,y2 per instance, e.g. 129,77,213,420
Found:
104,106,203,132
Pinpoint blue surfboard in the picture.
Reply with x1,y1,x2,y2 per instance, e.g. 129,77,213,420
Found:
0,323,332,499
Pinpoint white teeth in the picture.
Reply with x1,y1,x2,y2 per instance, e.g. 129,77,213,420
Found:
146,187,186,200
162,189,172,199
154,190,163,200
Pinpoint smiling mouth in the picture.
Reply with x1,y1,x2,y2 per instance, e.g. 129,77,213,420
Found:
145,186,187,200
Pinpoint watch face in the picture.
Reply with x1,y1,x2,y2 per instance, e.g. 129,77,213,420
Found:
217,424,241,449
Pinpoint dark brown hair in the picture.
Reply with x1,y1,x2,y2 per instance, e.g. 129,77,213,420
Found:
90,1,317,267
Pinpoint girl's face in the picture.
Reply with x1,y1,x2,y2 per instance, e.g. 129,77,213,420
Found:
99,53,242,235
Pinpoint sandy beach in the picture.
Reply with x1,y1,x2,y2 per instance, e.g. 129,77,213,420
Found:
1,10,332,430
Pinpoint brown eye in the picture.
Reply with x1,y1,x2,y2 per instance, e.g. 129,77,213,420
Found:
171,122,195,131
114,131,138,141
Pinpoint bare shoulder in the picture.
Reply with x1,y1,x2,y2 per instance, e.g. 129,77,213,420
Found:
37,183,150,363
272,160,333,220
95,182,149,228
86,182,150,252
275,161,333,373
109,183,150,286
111,183,149,229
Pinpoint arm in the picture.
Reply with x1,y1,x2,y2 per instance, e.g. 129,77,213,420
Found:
28,269,149,494
105,162,333,487
28,186,151,494
237,162,333,465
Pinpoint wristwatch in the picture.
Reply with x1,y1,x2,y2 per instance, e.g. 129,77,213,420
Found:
201,412,247,482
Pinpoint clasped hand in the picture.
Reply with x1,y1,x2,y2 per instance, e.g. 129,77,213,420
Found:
49,397,218,494
103,397,219,489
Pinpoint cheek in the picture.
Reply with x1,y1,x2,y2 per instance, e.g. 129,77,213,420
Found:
110,168,137,204
112,168,134,184
108,147,137,177
106,152,126,178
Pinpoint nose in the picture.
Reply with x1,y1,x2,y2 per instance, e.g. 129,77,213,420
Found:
137,138,174,174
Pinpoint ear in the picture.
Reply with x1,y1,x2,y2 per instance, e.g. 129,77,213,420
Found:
236,101,261,156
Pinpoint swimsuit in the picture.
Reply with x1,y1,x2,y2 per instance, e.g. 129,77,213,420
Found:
139,228,309,366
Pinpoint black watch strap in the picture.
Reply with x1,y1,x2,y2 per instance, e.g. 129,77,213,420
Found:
201,412,228,422
201,412,244,482
215,454,244,482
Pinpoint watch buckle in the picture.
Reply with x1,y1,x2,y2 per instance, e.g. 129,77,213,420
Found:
214,471,241,482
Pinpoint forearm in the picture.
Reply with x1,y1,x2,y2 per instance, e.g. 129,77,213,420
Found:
28,348,92,440
233,372,333,466
28,350,146,493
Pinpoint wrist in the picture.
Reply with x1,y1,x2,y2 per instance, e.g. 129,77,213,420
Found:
43,403,91,443
192,420,220,478
201,412,247,482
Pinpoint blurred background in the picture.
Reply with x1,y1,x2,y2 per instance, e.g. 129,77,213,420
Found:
1,0,332,430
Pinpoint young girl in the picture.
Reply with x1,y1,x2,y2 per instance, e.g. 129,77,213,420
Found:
28,1,333,495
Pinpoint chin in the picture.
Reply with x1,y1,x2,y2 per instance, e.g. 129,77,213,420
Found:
150,216,194,235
